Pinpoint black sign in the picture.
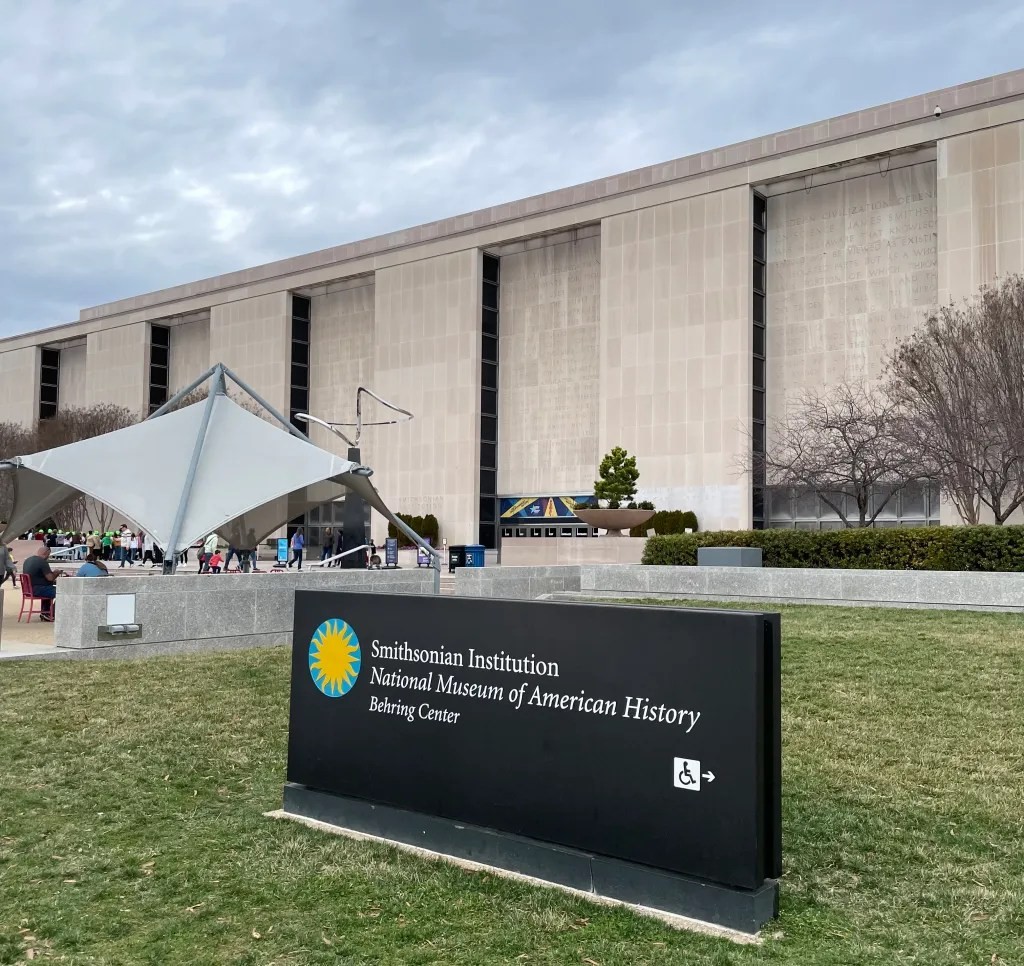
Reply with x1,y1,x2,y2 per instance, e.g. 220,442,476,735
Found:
384,537,398,567
287,593,780,898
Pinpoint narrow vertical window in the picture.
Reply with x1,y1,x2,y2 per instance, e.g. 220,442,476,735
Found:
479,254,500,549
752,193,767,529
39,348,60,420
149,325,170,414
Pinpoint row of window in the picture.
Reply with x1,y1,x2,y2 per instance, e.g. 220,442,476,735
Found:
478,254,500,549
38,348,60,420
751,193,768,528
149,325,170,414
289,296,311,431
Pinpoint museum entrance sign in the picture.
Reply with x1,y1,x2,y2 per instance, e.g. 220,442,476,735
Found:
283,592,781,932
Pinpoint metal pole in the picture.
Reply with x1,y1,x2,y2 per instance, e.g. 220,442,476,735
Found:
161,366,225,573
147,364,219,420
220,365,311,443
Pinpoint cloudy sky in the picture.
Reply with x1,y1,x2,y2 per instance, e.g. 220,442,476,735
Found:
1,0,1021,338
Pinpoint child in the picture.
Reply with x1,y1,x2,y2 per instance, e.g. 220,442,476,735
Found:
208,551,223,574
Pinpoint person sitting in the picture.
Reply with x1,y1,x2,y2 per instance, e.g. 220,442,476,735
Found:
23,544,60,621
207,551,223,574
76,553,109,577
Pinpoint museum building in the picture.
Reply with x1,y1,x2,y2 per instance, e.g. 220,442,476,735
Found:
2,68,1024,548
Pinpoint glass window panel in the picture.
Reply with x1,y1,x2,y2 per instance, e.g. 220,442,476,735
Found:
40,366,59,386
753,230,766,261
872,485,898,518
753,421,765,453
39,383,58,404
752,260,766,293
481,388,497,416
291,317,310,343
900,481,926,519
41,349,60,367
290,363,309,389
481,361,498,390
149,368,167,390
753,357,765,389
151,326,170,347
479,498,496,522
482,281,499,310
478,525,496,549
482,255,500,283
482,307,498,336
479,441,496,469
291,296,311,321
767,487,793,521
291,341,309,366
150,345,169,367
39,402,57,420
819,520,844,531
149,386,167,407
753,388,765,422
753,325,765,357
482,334,498,363
753,292,765,325
819,491,848,520
479,469,496,495
795,488,818,519
754,194,767,228
481,414,497,441
290,387,308,411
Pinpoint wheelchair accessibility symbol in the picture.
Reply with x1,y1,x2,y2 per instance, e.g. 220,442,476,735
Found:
673,757,715,791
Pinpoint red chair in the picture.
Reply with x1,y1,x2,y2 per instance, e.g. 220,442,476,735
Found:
17,573,51,622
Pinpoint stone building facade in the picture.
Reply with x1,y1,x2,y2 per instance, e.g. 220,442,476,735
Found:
3,69,1024,545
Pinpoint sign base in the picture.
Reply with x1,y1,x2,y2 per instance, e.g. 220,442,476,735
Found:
282,782,778,935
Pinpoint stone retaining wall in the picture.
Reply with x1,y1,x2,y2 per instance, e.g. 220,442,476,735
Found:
54,569,434,652
457,564,1024,611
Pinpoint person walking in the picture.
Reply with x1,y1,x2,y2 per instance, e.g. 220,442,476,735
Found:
321,527,333,564
0,542,16,587
287,528,304,569
118,527,132,567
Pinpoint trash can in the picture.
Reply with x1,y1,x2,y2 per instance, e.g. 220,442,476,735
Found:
465,544,485,568
448,545,466,573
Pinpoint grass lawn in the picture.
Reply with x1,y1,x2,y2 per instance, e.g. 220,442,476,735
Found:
1,602,1023,965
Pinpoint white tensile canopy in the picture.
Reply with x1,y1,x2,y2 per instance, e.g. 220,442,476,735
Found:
0,376,420,559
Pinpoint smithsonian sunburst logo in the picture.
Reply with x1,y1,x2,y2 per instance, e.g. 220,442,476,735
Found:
308,619,361,697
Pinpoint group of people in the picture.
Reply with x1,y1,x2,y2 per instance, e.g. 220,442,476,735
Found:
20,527,164,567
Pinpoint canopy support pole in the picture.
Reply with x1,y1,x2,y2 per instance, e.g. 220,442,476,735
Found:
161,366,226,573
147,364,220,420
221,365,311,443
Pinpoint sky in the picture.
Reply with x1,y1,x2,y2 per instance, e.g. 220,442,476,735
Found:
1,0,1022,338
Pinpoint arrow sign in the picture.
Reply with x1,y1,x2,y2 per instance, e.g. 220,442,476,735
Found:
702,771,715,783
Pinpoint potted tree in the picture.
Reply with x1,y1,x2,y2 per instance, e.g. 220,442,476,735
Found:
573,446,655,536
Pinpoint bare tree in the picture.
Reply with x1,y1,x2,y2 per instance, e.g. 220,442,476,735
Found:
888,274,1024,525
754,383,919,527
167,387,265,417
0,421,37,524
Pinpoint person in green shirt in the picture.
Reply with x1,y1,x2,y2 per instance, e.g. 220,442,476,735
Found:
101,532,114,561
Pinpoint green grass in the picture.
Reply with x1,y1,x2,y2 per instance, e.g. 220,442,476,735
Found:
1,602,1023,965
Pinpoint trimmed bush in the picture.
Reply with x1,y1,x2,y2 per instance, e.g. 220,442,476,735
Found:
641,525,1024,572
630,509,701,538
388,513,440,548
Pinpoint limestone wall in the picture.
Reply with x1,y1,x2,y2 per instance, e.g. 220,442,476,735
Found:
601,186,752,530
766,162,937,415
57,344,87,411
168,317,211,392
371,251,481,544
0,346,38,428
85,323,148,414
497,230,601,494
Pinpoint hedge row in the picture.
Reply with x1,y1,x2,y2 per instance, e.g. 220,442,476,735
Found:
387,513,440,547
629,509,699,537
641,526,1024,572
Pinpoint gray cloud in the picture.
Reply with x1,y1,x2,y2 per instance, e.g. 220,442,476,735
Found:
1,0,1021,336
